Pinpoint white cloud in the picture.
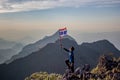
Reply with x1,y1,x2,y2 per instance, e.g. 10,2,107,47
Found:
0,0,120,13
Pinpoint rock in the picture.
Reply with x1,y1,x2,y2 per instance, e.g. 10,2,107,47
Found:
25,55,120,80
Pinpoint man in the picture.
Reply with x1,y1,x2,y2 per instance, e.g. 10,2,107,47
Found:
62,46,75,72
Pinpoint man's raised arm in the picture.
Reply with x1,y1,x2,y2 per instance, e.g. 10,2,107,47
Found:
63,48,69,52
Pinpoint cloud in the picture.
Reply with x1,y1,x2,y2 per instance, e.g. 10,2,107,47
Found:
0,0,120,13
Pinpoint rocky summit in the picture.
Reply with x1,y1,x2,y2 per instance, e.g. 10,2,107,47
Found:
25,55,120,80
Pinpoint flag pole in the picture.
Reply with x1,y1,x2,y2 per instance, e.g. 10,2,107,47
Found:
59,27,67,50
60,36,62,49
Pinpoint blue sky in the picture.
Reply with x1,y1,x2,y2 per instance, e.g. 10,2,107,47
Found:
0,0,120,41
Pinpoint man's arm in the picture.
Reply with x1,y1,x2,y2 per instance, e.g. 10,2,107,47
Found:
63,48,69,52
60,45,69,52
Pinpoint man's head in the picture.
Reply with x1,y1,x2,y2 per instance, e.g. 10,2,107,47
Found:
71,46,74,51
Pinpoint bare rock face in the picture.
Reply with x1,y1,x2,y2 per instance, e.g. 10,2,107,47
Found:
62,55,120,80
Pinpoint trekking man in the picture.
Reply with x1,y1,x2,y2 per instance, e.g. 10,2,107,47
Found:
62,46,75,72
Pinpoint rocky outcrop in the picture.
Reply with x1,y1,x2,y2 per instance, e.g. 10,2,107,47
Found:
25,55,120,80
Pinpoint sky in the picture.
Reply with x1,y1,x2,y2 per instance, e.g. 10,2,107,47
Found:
0,0,120,42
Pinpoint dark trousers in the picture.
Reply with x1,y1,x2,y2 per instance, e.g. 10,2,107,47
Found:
65,60,74,72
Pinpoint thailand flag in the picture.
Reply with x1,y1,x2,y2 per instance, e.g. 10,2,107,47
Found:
59,27,67,37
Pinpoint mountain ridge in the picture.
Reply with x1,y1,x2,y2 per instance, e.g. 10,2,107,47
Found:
0,38,24,64
6,31,75,64
0,38,120,80
0,38,17,49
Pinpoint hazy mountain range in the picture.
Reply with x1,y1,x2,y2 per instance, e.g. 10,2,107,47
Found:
72,31,120,50
0,37,120,80
0,38,17,49
0,39,23,64
0,31,119,65
5,31,74,64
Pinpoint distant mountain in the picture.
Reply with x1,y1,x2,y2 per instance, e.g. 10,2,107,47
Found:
0,38,16,49
18,36,35,45
0,49,16,64
6,31,75,64
0,38,120,80
76,40,120,67
0,38,24,64
0,43,23,64
75,31,120,50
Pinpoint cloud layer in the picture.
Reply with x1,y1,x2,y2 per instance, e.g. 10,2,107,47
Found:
0,0,120,13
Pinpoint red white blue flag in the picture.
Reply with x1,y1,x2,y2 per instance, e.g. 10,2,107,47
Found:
59,27,67,37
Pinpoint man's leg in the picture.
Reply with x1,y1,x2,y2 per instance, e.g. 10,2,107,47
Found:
65,60,71,69
71,63,74,72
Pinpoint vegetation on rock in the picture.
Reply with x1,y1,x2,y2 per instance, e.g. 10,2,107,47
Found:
25,72,62,80
25,54,120,80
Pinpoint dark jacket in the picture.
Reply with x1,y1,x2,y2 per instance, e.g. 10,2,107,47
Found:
64,48,74,63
